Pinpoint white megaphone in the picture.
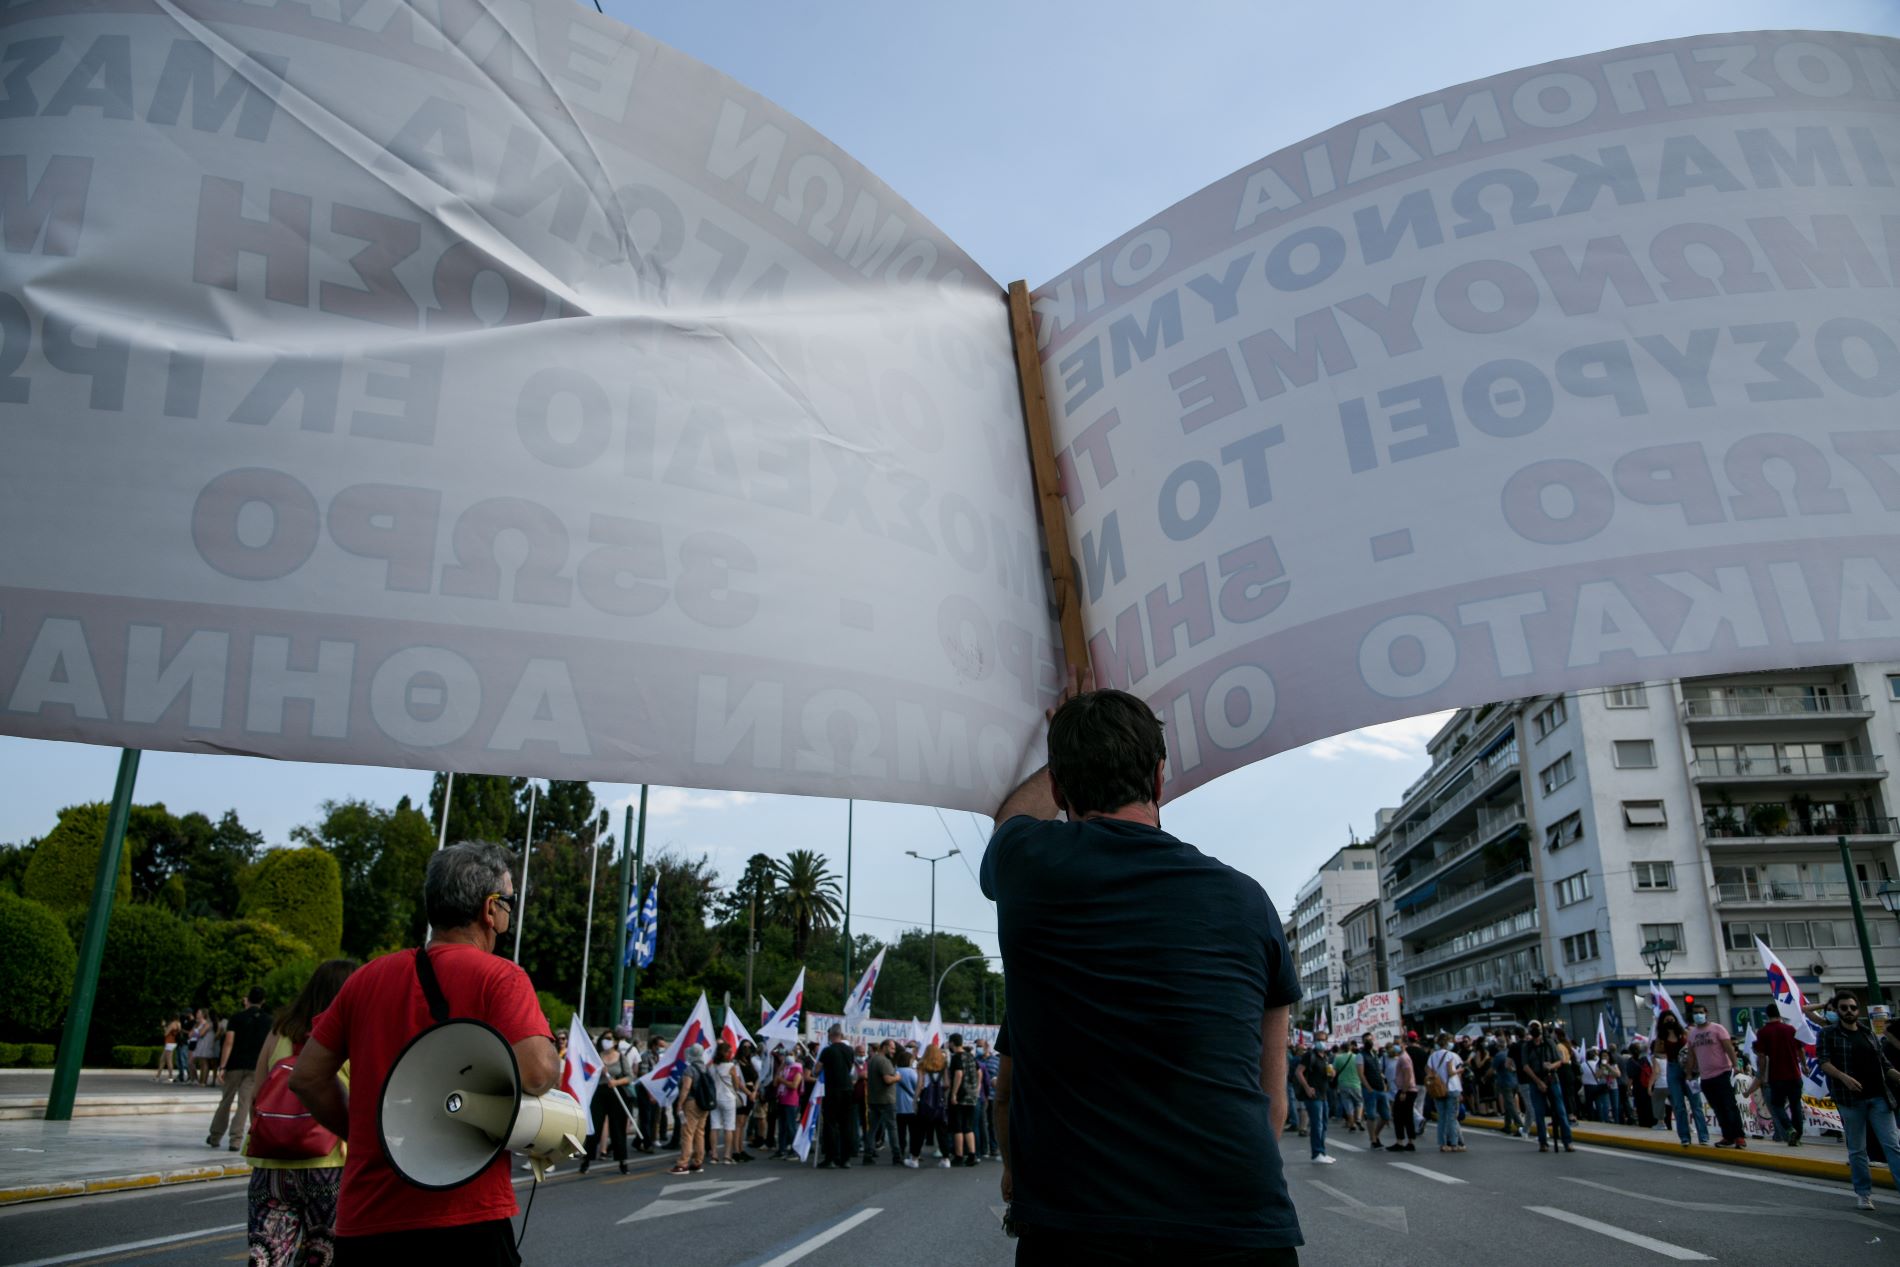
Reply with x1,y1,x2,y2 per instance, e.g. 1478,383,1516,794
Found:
379,1019,587,1186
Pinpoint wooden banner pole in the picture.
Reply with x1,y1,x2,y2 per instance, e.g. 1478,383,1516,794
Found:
1005,280,1092,678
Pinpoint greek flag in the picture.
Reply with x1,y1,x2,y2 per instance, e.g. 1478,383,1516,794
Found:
626,881,658,968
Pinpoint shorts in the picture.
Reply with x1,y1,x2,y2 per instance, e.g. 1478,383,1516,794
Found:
1339,1086,1364,1111
950,1104,977,1132
711,1102,736,1132
1362,1090,1390,1121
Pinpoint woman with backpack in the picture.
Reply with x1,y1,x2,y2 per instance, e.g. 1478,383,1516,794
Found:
914,1042,952,1168
242,958,358,1267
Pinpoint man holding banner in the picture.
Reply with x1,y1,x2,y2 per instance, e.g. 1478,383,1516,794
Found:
983,679,1303,1260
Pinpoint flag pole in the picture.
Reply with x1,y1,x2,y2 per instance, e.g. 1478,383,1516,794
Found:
612,786,646,1029
1005,280,1092,676
577,814,603,1027
513,781,537,964
435,771,455,850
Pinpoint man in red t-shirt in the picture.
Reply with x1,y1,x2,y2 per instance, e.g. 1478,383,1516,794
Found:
1753,1014,1806,1146
291,842,556,1265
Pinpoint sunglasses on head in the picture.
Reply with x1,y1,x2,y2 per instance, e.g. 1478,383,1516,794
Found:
488,892,517,914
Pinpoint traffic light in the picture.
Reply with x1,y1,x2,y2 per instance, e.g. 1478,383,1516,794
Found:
1681,993,1696,1007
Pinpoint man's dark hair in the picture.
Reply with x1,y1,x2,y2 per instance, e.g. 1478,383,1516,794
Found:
1834,989,1859,1006
948,1034,964,1049
1047,689,1166,816
247,986,266,1005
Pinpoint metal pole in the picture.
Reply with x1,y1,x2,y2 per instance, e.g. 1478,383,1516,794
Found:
843,799,854,995
611,799,635,1024
1839,834,1883,1002
577,816,602,1027
435,771,454,850
935,954,993,1009
513,782,536,963
46,749,141,1122
929,857,938,992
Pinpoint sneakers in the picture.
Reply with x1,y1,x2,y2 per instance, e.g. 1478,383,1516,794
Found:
1857,1195,1876,1211
938,1158,952,1169
903,1157,919,1168
1370,1142,1384,1150
1311,1154,1336,1165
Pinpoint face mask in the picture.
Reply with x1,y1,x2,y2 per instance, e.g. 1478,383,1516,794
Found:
1692,1013,1707,1024
601,1039,615,1051
1825,1010,1840,1023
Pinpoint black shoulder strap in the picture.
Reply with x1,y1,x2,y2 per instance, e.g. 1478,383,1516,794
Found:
415,946,451,1025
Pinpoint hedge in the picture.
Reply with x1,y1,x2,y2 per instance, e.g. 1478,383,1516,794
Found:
20,1043,55,1067
262,958,319,1012
111,1045,164,1068
240,848,342,958
197,920,314,1015
82,904,208,1059
0,892,76,1038
537,991,574,1035
0,1043,21,1065
22,803,131,913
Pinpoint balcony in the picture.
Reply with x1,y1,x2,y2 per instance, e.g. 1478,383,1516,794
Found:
1405,972,1537,1014
1389,748,1522,863
1702,814,1899,850
1682,694,1871,724
1399,919,1540,976
1712,879,1880,906
1391,861,1534,940
1388,803,1529,901
1690,754,1885,782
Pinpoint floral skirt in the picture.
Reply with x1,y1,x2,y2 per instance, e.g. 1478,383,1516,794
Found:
248,1166,342,1267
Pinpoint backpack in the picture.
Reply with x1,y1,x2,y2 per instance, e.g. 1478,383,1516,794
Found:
691,1066,717,1110
246,1040,340,1161
1424,1054,1449,1099
917,1071,947,1124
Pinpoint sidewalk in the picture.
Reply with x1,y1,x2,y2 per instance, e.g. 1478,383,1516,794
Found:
0,1110,251,1205
1462,1113,1896,1189
0,1069,223,1121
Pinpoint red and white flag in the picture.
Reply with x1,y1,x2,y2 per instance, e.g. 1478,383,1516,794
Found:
637,993,714,1108
792,1069,825,1162
1753,936,1829,1097
760,968,806,1045
722,1004,756,1056
560,1015,603,1108
844,950,886,1027
1646,981,1678,1043
915,1001,943,1052
1594,1012,1609,1056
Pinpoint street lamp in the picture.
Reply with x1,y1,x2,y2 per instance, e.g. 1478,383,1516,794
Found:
1530,976,1553,1023
1641,937,1676,981
906,848,959,991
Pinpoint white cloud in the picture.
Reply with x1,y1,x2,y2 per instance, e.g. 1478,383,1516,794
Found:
603,787,760,819
1303,711,1453,763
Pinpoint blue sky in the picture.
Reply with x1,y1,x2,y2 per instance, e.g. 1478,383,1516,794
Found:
5,0,1894,967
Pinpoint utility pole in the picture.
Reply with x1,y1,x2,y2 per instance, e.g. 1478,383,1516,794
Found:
512,782,537,963
435,771,454,849
745,887,758,1005
906,848,959,995
1840,834,1883,1003
843,799,854,994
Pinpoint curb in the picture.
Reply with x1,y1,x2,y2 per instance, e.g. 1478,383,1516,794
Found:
0,1161,250,1207
1461,1116,1896,1189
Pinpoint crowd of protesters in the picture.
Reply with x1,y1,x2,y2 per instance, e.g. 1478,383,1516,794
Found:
558,1023,1002,1177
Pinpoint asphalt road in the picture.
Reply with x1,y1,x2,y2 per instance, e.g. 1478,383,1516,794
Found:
3,1127,1895,1266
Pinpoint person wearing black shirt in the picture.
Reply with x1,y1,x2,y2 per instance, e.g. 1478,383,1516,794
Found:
208,986,273,1151
816,1025,857,1169
983,675,1302,1263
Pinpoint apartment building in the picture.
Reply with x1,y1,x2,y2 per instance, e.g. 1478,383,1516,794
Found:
1341,896,1389,997
1379,662,1900,1037
1291,843,1379,1027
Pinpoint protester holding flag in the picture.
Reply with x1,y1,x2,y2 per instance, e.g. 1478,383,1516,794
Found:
1815,989,1900,1211
816,1024,858,1168
770,1046,806,1159
578,1030,631,1176
1521,1020,1573,1154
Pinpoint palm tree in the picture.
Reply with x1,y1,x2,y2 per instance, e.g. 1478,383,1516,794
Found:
771,850,842,960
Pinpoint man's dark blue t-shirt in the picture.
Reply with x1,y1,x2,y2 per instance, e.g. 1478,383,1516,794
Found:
983,814,1302,1249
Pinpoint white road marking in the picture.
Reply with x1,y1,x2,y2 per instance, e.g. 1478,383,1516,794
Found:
1525,1206,1713,1259
618,1176,779,1223
1309,1180,1408,1233
755,1207,882,1266
1562,1176,1886,1224
1462,1130,1900,1205
186,1191,245,1204
1387,1161,1465,1185
1325,1139,1363,1152
11,1223,246,1267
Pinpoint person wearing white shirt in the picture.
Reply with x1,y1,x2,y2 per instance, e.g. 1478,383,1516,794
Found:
1428,1034,1466,1153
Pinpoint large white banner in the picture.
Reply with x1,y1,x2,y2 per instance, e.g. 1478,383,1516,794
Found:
1033,31,1900,800
0,1,1051,811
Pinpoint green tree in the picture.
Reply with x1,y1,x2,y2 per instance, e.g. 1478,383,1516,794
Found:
241,847,343,956
294,797,435,958
769,850,842,960
121,804,261,918
535,781,598,840
0,843,32,896
714,853,776,928
85,904,206,1055
22,803,131,913
0,893,76,1038
197,919,314,1014
428,774,532,847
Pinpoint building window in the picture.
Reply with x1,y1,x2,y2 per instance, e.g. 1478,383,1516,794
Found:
1606,683,1647,708
1613,740,1657,769
1544,811,1584,851
1623,800,1667,827
1888,673,1900,702
1640,921,1683,951
1540,753,1575,795
1561,930,1600,964
1633,861,1676,890
1533,698,1568,740
1555,871,1592,907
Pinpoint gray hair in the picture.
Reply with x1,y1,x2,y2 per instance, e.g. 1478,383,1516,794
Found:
425,841,515,931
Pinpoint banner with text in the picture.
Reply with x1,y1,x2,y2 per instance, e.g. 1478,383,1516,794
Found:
1033,31,1900,799
0,0,1050,811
